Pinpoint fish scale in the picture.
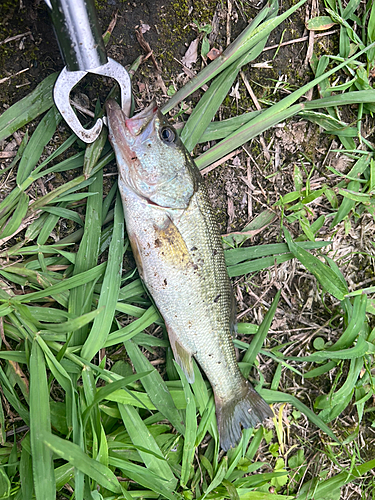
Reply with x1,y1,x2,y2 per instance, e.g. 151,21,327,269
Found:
106,98,272,451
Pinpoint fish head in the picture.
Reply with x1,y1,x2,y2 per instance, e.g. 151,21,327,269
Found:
106,99,199,209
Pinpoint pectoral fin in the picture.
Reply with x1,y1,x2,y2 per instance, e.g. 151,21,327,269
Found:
230,285,237,336
128,231,144,280
167,324,195,383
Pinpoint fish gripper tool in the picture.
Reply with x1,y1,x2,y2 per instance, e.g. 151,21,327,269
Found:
45,0,131,143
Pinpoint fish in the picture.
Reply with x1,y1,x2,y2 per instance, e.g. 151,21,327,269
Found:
105,99,272,451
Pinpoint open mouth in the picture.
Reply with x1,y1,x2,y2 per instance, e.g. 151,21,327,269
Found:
124,101,158,138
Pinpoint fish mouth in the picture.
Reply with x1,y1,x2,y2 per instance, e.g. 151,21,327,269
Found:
105,99,157,143
106,99,159,194
125,101,158,138
105,99,129,148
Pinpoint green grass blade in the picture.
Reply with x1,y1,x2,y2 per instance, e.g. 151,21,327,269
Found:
241,290,280,378
30,174,87,210
0,187,21,221
81,365,101,473
2,128,28,173
37,337,75,423
196,104,301,169
227,252,294,277
181,64,240,153
240,492,294,499
29,339,55,500
42,432,122,494
31,151,84,186
245,427,264,461
104,305,160,347
39,308,103,334
327,294,367,351
9,262,106,303
199,111,261,143
118,404,177,487
0,73,57,142
50,192,96,204
105,388,156,409
225,240,331,267
0,192,28,239
37,206,66,245
0,364,29,424
81,192,124,359
316,357,364,422
283,228,348,300
223,209,276,247
304,360,337,379
195,395,216,447
17,106,61,185
54,463,74,491
0,382,5,444
97,422,109,468
20,445,33,500
332,181,360,227
23,304,71,322
82,371,149,425
68,170,103,345
0,467,10,498
41,207,84,227
118,278,146,301
285,335,369,362
202,456,228,500
125,340,185,434
6,241,72,257
174,363,197,487
108,456,179,500
83,125,108,178
191,362,219,456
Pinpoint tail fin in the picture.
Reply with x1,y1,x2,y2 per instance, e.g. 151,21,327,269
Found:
215,380,272,451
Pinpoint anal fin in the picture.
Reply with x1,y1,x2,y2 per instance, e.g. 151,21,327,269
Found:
167,324,194,383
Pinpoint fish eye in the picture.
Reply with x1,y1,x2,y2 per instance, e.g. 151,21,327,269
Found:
159,126,176,144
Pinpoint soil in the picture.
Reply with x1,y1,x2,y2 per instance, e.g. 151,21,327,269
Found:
1,0,374,498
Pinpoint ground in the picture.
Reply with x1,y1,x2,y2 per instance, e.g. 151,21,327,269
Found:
1,0,374,498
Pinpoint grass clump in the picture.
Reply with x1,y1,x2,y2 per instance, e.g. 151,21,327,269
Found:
1,0,375,499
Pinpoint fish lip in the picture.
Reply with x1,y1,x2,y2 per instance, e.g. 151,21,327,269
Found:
105,99,158,146
105,98,126,122
106,99,160,195
106,98,137,169
105,98,124,114
105,98,130,142
124,101,158,139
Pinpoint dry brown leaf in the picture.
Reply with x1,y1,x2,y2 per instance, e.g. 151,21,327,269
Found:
181,38,199,68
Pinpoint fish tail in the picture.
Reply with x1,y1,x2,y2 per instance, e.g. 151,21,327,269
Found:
215,380,272,451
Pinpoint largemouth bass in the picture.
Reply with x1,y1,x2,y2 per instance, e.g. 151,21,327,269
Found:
106,99,272,451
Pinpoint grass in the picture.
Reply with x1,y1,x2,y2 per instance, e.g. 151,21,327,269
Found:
0,0,375,498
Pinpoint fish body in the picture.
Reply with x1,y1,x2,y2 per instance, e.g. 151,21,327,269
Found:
106,99,272,450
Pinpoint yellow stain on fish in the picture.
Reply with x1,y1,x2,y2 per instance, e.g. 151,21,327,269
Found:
106,99,272,451
153,219,190,267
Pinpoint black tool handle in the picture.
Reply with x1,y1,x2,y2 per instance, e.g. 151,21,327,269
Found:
45,0,108,72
